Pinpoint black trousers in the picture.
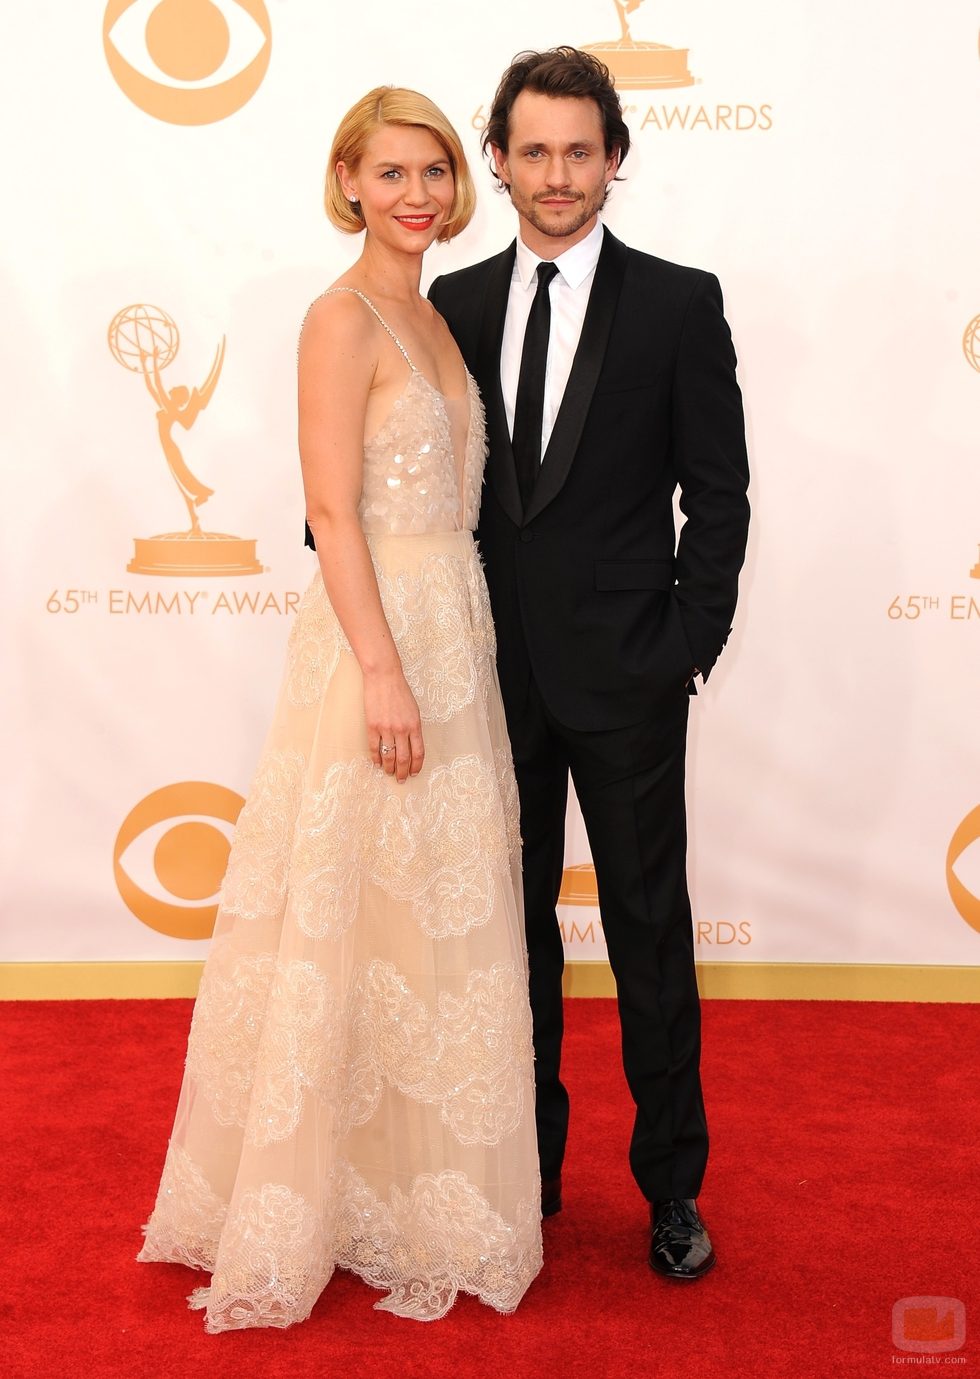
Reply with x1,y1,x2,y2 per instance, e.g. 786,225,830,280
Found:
506,673,708,1202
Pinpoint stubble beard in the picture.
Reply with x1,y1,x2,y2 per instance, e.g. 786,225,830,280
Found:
509,182,607,242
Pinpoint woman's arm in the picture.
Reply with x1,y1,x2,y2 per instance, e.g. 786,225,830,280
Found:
298,292,424,782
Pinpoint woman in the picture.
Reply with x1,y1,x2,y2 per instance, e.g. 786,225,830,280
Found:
137,88,542,1329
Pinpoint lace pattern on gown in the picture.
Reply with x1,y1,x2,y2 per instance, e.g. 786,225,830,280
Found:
139,287,540,1329
286,544,495,719
341,960,533,1144
181,1156,542,1329
185,942,277,1129
219,750,306,920
292,754,515,941
137,1144,226,1271
179,942,531,1148
334,1162,543,1322
189,1181,330,1332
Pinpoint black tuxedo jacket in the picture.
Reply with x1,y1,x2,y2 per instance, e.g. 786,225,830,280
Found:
431,227,750,733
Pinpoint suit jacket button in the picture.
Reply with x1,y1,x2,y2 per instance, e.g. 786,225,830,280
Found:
520,530,534,543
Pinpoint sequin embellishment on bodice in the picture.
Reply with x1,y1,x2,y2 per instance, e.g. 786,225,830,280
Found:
320,289,486,536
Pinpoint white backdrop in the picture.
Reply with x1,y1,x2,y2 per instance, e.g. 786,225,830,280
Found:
2,1,979,973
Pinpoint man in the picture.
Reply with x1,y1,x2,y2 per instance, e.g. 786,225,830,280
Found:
429,47,750,1281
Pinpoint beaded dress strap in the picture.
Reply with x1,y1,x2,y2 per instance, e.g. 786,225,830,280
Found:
321,287,418,372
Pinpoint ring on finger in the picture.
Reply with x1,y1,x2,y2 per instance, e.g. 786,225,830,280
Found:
379,742,394,757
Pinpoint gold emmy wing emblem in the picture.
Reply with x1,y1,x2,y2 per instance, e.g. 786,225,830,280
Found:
103,0,271,125
559,863,600,907
965,314,980,578
114,781,245,939
108,304,261,575
946,806,980,935
585,0,695,90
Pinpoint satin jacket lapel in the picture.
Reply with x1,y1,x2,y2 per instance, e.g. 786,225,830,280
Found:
476,243,522,527
524,228,629,525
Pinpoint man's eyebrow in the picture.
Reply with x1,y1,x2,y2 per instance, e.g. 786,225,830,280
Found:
513,140,601,151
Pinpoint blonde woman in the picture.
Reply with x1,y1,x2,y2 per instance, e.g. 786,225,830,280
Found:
138,88,542,1329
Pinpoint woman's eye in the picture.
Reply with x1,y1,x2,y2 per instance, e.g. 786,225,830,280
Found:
425,166,446,178
381,169,400,180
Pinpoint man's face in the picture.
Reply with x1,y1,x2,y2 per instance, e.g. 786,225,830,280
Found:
492,90,619,254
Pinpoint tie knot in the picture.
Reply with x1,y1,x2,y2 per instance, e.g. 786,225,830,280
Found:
535,262,559,291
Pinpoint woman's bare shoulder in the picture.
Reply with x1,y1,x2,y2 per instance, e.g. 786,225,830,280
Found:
299,287,377,362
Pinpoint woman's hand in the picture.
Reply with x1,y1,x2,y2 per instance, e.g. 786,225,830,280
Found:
364,668,425,782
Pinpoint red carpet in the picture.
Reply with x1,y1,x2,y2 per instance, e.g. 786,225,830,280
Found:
3,998,978,1377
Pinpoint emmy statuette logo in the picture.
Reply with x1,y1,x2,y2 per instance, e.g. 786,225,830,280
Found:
559,861,752,948
103,0,271,125
114,781,245,939
472,0,771,134
557,864,603,949
560,863,599,906
888,312,980,609
585,0,695,90
108,304,261,576
963,314,980,373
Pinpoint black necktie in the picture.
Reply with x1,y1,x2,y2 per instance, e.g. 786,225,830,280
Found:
512,261,559,510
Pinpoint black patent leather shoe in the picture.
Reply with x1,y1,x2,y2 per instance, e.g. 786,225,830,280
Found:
648,1198,715,1280
541,1176,562,1217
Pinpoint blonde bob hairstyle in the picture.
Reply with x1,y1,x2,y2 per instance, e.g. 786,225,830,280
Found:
325,86,476,244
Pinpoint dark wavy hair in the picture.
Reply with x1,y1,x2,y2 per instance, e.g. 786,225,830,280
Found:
481,47,630,192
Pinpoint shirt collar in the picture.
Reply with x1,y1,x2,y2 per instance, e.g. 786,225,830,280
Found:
514,216,605,291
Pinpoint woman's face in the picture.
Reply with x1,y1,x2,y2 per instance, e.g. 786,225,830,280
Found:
339,124,456,251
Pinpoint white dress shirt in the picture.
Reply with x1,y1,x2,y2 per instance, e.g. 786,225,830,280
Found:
501,217,604,459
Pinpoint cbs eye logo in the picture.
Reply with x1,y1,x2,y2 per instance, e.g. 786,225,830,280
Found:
114,781,244,939
947,805,980,935
103,0,271,126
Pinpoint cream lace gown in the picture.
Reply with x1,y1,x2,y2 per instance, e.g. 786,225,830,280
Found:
137,290,543,1329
